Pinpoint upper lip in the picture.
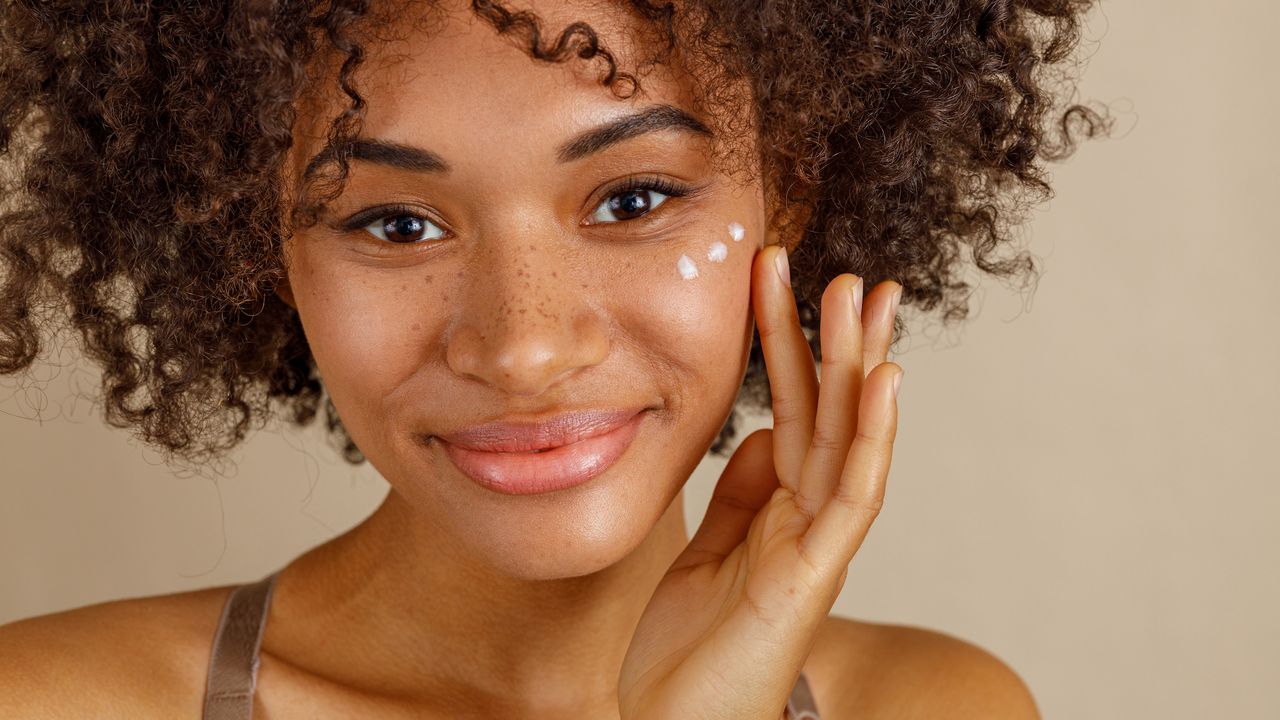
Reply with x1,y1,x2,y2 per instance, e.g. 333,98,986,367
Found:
435,407,647,452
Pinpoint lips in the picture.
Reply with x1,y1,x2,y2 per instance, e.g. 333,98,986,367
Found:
437,407,646,452
433,407,648,495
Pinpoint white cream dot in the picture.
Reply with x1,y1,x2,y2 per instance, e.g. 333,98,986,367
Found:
707,241,728,262
677,254,699,279
728,222,746,242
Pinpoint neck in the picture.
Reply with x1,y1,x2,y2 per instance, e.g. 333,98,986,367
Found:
269,487,690,718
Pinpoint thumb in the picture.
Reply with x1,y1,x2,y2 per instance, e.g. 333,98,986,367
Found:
670,428,781,573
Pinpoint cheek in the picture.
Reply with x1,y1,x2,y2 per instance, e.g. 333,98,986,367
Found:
288,255,422,415
607,226,754,379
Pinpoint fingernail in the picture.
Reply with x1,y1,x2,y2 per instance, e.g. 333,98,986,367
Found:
890,285,903,317
852,277,864,318
774,247,791,287
892,370,903,398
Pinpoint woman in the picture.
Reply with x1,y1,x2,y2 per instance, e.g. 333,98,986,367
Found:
0,0,1105,717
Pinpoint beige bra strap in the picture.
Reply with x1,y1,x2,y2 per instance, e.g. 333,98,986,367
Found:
202,571,280,720
786,670,822,720
200,570,818,719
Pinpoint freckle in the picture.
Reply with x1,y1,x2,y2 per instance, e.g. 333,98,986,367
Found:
707,241,728,262
412,322,421,331
677,254,699,280
728,222,745,242
423,275,433,284
519,308,527,315
551,271,558,278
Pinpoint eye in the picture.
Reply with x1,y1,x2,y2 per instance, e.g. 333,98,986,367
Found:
340,204,450,243
586,176,696,224
362,212,447,244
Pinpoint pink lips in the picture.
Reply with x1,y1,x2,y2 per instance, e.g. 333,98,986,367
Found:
435,408,647,495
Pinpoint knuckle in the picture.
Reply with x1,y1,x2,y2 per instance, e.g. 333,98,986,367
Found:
757,320,784,342
771,396,807,427
808,426,848,454
853,425,893,447
830,484,885,518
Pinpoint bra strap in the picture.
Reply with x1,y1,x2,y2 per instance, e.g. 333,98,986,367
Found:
202,571,280,720
786,670,822,719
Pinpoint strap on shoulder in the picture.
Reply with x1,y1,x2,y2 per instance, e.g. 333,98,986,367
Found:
786,669,822,720
202,571,280,720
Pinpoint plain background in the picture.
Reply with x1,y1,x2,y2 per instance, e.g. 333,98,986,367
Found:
2,1,1277,718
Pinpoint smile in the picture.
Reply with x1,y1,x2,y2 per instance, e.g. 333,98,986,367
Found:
436,409,648,495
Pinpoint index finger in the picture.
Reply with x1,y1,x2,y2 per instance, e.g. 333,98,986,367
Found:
751,244,818,493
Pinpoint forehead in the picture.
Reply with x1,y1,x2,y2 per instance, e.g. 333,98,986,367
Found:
289,1,705,173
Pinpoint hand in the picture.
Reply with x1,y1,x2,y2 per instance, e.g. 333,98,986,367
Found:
618,243,904,720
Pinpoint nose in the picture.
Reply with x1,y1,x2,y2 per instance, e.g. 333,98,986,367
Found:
444,231,609,397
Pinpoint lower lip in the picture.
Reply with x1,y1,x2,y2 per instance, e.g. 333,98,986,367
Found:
438,411,647,496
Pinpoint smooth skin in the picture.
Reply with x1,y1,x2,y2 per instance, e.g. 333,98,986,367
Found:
0,2,1040,718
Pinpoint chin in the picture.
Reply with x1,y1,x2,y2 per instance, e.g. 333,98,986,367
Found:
431,455,686,582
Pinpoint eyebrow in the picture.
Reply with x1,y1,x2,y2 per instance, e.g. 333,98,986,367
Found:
554,104,712,163
301,104,712,180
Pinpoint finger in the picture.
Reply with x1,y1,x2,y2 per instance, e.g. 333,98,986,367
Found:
861,281,902,375
670,429,779,573
751,245,818,493
798,362,901,582
795,274,864,519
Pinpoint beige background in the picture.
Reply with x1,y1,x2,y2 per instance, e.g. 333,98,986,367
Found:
2,1,1277,717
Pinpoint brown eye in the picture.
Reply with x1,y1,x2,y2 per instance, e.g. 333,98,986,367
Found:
363,213,445,244
588,188,672,224
586,176,696,224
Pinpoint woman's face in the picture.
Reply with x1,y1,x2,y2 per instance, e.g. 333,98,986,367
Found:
278,1,767,579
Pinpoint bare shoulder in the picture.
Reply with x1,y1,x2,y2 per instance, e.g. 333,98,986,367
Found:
809,615,1040,719
0,584,235,719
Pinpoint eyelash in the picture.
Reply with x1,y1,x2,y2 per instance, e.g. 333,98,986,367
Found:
336,175,697,245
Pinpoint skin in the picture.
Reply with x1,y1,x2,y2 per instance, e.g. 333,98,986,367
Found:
0,2,1042,718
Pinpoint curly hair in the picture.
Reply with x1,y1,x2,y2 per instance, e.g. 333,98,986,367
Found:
0,0,1109,472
